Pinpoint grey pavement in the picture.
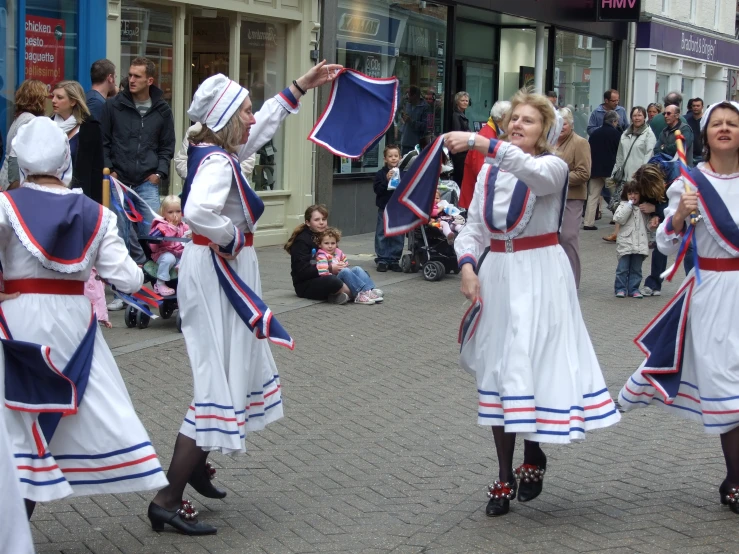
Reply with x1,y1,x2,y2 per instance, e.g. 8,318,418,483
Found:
31,221,738,554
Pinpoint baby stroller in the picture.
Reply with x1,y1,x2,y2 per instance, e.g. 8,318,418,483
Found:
124,235,187,331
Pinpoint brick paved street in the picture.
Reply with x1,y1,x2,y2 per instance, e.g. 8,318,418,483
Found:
29,222,739,554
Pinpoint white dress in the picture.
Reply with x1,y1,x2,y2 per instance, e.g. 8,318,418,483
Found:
0,184,168,502
455,140,621,444
619,164,739,433
0,405,34,553
178,93,298,455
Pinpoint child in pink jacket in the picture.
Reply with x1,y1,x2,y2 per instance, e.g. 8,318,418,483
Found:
150,195,189,296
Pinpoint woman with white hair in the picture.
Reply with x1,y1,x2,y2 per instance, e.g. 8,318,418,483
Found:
556,106,592,288
460,100,511,209
0,118,167,515
147,61,341,535
445,91,619,518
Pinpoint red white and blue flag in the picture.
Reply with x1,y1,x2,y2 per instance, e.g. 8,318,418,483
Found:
309,69,398,159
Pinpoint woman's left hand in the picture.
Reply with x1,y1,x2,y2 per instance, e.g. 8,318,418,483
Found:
444,132,473,154
296,60,343,91
639,202,656,214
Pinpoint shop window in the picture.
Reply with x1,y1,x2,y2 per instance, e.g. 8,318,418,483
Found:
335,0,448,174
120,1,174,105
455,21,496,130
554,30,612,138
498,28,546,103
656,73,669,104
25,0,78,92
239,20,287,191
0,0,17,155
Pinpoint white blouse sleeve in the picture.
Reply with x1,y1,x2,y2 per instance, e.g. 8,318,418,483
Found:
656,178,691,255
94,210,144,293
484,139,569,196
183,155,237,247
454,165,490,270
237,90,300,162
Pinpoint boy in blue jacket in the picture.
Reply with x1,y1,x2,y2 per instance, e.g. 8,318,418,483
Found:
373,145,404,272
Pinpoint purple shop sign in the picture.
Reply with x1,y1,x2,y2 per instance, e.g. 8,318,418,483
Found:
637,21,739,67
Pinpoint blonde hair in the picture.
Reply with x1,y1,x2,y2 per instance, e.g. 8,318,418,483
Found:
53,80,90,123
506,89,556,155
190,103,247,154
160,195,181,216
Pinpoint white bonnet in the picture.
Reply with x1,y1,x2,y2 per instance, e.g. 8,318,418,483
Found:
187,74,249,132
700,101,739,132
547,102,564,146
13,117,73,186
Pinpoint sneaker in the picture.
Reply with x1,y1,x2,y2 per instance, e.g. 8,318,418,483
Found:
354,291,375,305
154,282,176,296
631,291,644,299
328,292,349,305
641,286,661,297
372,288,384,298
376,262,388,272
107,298,125,311
615,291,626,298
367,290,383,303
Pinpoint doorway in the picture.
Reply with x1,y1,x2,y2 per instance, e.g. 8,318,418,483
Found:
190,16,230,92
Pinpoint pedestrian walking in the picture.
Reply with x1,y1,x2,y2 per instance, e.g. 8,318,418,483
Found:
0,117,167,515
148,64,340,535
587,89,627,135
450,91,470,188
649,91,686,138
85,59,117,122
445,91,620,518
556,107,592,288
584,110,620,230
647,102,662,123
654,104,693,164
619,101,739,516
686,97,704,164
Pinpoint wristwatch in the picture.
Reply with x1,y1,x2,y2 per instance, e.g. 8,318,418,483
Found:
467,133,477,148
154,172,163,181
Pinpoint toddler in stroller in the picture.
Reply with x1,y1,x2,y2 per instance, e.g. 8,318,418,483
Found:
149,195,189,296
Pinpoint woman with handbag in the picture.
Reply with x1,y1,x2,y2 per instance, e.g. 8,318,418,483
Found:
603,106,656,242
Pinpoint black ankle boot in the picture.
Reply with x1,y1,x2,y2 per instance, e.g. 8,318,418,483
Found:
147,500,217,535
188,462,227,499
516,454,547,503
485,479,517,517
719,480,739,514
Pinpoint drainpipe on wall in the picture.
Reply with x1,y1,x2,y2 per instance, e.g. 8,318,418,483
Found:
534,24,546,94
625,21,637,112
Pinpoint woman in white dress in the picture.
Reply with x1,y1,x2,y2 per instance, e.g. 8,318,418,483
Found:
148,63,341,535
619,101,739,514
445,90,621,517
0,118,168,515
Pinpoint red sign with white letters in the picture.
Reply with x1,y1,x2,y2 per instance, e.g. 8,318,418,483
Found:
25,15,66,89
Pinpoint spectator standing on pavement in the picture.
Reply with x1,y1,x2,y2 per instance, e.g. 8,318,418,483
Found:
399,86,430,155
450,91,470,189
654,104,694,165
584,110,620,230
587,89,628,135
546,90,558,108
619,101,739,517
0,79,46,191
603,106,657,243
649,91,685,138
460,100,510,209
373,144,405,272
85,59,116,122
102,56,176,312
556,107,592,288
686,97,704,164
646,102,662,123
51,81,104,203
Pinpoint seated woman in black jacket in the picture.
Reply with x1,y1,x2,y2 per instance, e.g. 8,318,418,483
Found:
285,204,350,303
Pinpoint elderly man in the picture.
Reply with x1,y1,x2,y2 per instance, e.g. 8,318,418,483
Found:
587,89,628,135
654,104,693,166
584,110,621,230
459,100,511,209
649,91,687,138
557,107,592,288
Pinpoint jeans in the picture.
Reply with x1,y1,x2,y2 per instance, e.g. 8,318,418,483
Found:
338,267,376,296
615,254,645,294
113,180,161,264
156,252,177,282
644,248,668,291
374,209,404,265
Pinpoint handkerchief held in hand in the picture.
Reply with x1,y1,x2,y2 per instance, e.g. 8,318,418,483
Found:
383,135,445,237
309,69,398,158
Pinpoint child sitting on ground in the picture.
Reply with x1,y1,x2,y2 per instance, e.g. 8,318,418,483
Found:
150,195,189,296
430,189,465,244
315,227,384,305
613,181,658,299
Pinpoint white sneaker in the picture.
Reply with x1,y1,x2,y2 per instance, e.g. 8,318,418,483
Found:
367,290,383,303
641,286,661,297
107,298,125,311
371,288,384,298
354,291,375,305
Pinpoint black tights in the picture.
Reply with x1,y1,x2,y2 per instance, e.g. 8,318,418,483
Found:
152,433,209,510
491,427,545,483
721,426,739,485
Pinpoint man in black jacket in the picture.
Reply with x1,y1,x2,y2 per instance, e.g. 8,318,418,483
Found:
373,145,404,272
101,57,175,275
584,110,621,230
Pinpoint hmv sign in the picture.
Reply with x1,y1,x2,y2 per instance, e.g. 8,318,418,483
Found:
597,0,641,21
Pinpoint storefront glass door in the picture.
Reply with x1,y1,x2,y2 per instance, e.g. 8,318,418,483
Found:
464,62,495,130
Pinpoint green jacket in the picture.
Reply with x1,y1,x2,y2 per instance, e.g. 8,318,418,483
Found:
649,113,688,139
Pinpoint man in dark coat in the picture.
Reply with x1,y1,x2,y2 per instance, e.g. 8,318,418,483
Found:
584,110,621,230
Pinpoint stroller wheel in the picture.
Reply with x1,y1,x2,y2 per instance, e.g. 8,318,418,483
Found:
423,260,444,282
411,253,421,273
432,261,445,281
400,254,412,273
160,300,175,319
124,305,137,328
136,311,150,329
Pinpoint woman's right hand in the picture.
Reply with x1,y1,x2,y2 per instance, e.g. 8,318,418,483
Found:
676,190,699,220
460,265,480,301
0,292,20,302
